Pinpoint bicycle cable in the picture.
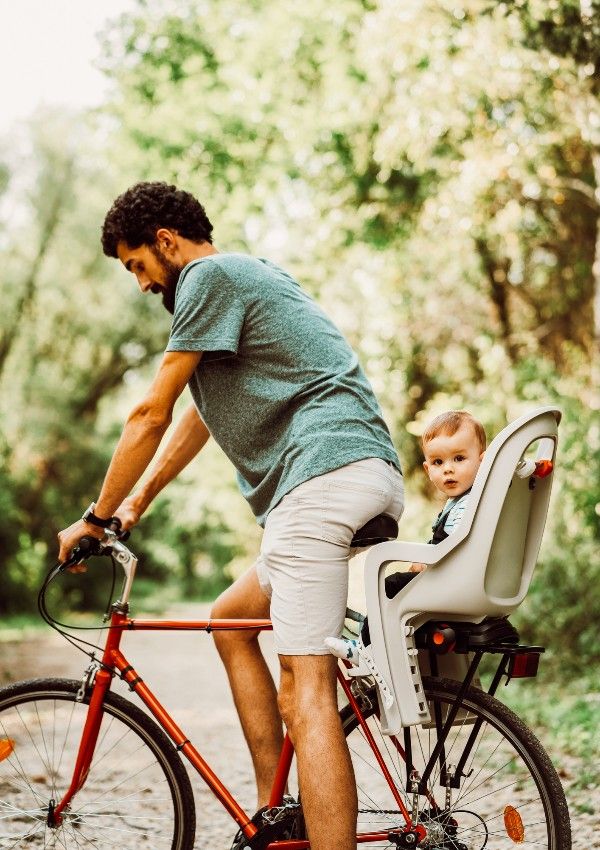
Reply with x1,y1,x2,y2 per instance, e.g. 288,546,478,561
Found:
37,552,119,659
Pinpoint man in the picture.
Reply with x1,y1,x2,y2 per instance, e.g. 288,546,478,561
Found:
58,181,404,850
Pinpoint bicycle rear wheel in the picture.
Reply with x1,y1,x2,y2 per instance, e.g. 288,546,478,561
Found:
342,676,571,849
0,678,195,849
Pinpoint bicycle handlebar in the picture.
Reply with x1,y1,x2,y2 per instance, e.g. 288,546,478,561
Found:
61,529,138,608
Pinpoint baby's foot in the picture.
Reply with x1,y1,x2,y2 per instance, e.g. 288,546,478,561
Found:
324,636,361,666
325,635,395,709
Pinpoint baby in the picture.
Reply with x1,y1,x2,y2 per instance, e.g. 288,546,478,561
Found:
326,409,486,665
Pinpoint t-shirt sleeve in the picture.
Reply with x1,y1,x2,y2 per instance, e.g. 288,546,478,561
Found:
166,261,245,356
443,493,469,535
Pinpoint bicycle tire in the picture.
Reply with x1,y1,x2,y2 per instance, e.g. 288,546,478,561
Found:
340,675,571,849
0,677,196,850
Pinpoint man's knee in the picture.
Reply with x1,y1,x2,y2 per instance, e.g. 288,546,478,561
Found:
277,655,338,734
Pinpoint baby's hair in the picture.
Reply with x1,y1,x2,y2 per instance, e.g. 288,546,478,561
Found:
421,410,486,453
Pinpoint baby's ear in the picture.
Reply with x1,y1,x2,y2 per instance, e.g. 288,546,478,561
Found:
479,450,485,461
423,460,431,478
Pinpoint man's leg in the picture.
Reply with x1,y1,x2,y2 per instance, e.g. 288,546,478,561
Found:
211,566,283,807
278,653,357,850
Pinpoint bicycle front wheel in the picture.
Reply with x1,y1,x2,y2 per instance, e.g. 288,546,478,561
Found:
342,675,571,849
0,677,195,849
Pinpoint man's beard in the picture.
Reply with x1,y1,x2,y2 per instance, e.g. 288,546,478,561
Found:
150,246,183,315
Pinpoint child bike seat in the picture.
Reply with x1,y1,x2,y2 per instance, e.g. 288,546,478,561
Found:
357,406,560,734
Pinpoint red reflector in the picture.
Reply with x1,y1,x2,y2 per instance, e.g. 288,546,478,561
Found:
534,459,553,478
504,805,525,842
509,652,540,679
433,632,445,645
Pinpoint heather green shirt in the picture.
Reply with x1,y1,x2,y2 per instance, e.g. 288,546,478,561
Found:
166,254,400,525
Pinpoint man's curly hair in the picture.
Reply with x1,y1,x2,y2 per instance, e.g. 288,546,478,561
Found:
101,181,214,257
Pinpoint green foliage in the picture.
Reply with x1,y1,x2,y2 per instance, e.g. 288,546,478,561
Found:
502,0,600,87
503,675,600,802
0,1,598,679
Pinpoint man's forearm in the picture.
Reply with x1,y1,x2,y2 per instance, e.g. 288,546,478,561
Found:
128,404,210,515
58,350,203,562
94,405,172,518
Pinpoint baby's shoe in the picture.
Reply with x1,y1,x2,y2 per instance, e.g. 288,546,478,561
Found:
325,635,395,709
324,636,361,666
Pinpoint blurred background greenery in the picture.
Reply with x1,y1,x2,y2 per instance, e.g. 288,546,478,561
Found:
0,0,598,689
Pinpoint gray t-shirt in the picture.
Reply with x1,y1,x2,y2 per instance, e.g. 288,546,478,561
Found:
166,253,400,525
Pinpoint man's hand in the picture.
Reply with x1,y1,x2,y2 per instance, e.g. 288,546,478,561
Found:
113,495,145,531
409,562,427,573
57,519,104,564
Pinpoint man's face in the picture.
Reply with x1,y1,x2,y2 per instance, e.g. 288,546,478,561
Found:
117,241,183,314
422,424,484,499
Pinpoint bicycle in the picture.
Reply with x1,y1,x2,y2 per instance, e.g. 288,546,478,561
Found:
0,529,571,849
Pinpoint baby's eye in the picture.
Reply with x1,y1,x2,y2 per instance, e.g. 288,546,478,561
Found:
432,458,443,465
455,455,466,462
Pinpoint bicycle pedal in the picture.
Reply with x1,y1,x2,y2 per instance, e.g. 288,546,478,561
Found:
230,801,303,850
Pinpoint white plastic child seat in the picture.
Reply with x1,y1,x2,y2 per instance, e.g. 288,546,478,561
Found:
357,406,561,734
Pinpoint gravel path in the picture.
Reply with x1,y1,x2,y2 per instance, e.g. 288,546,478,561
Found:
0,604,595,848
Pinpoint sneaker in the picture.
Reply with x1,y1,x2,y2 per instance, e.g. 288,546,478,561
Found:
324,636,361,666
325,635,395,709
230,795,301,850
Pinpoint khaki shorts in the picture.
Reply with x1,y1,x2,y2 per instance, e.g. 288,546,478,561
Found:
255,458,404,655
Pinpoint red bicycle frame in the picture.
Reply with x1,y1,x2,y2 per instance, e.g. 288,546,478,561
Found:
50,609,424,847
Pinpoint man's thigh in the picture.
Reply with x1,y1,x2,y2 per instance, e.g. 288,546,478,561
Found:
260,459,403,656
211,563,270,621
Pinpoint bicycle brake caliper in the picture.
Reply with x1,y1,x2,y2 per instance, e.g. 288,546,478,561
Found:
350,676,373,712
76,657,100,702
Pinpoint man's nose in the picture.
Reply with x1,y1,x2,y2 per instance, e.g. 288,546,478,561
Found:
136,274,152,293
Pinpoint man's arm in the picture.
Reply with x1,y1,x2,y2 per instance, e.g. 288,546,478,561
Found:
114,403,210,529
57,350,202,561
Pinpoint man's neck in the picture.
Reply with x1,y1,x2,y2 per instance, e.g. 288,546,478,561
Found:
179,238,219,267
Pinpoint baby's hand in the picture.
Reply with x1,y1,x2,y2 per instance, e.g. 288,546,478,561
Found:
409,562,427,573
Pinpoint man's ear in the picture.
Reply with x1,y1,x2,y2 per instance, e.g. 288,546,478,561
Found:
155,227,177,253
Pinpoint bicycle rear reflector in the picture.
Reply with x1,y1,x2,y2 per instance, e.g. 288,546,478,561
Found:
508,652,540,679
0,738,15,761
503,805,525,842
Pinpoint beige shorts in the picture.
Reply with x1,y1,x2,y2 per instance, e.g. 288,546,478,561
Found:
255,458,404,655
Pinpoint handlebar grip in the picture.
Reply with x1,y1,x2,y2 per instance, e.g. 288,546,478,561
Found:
75,536,101,555
65,535,102,567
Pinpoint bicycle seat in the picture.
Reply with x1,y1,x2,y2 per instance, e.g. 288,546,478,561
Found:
351,514,398,548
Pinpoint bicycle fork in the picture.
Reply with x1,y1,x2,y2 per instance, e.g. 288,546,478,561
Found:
47,613,127,827
48,666,111,826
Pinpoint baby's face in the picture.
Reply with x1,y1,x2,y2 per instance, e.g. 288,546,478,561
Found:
423,424,484,499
